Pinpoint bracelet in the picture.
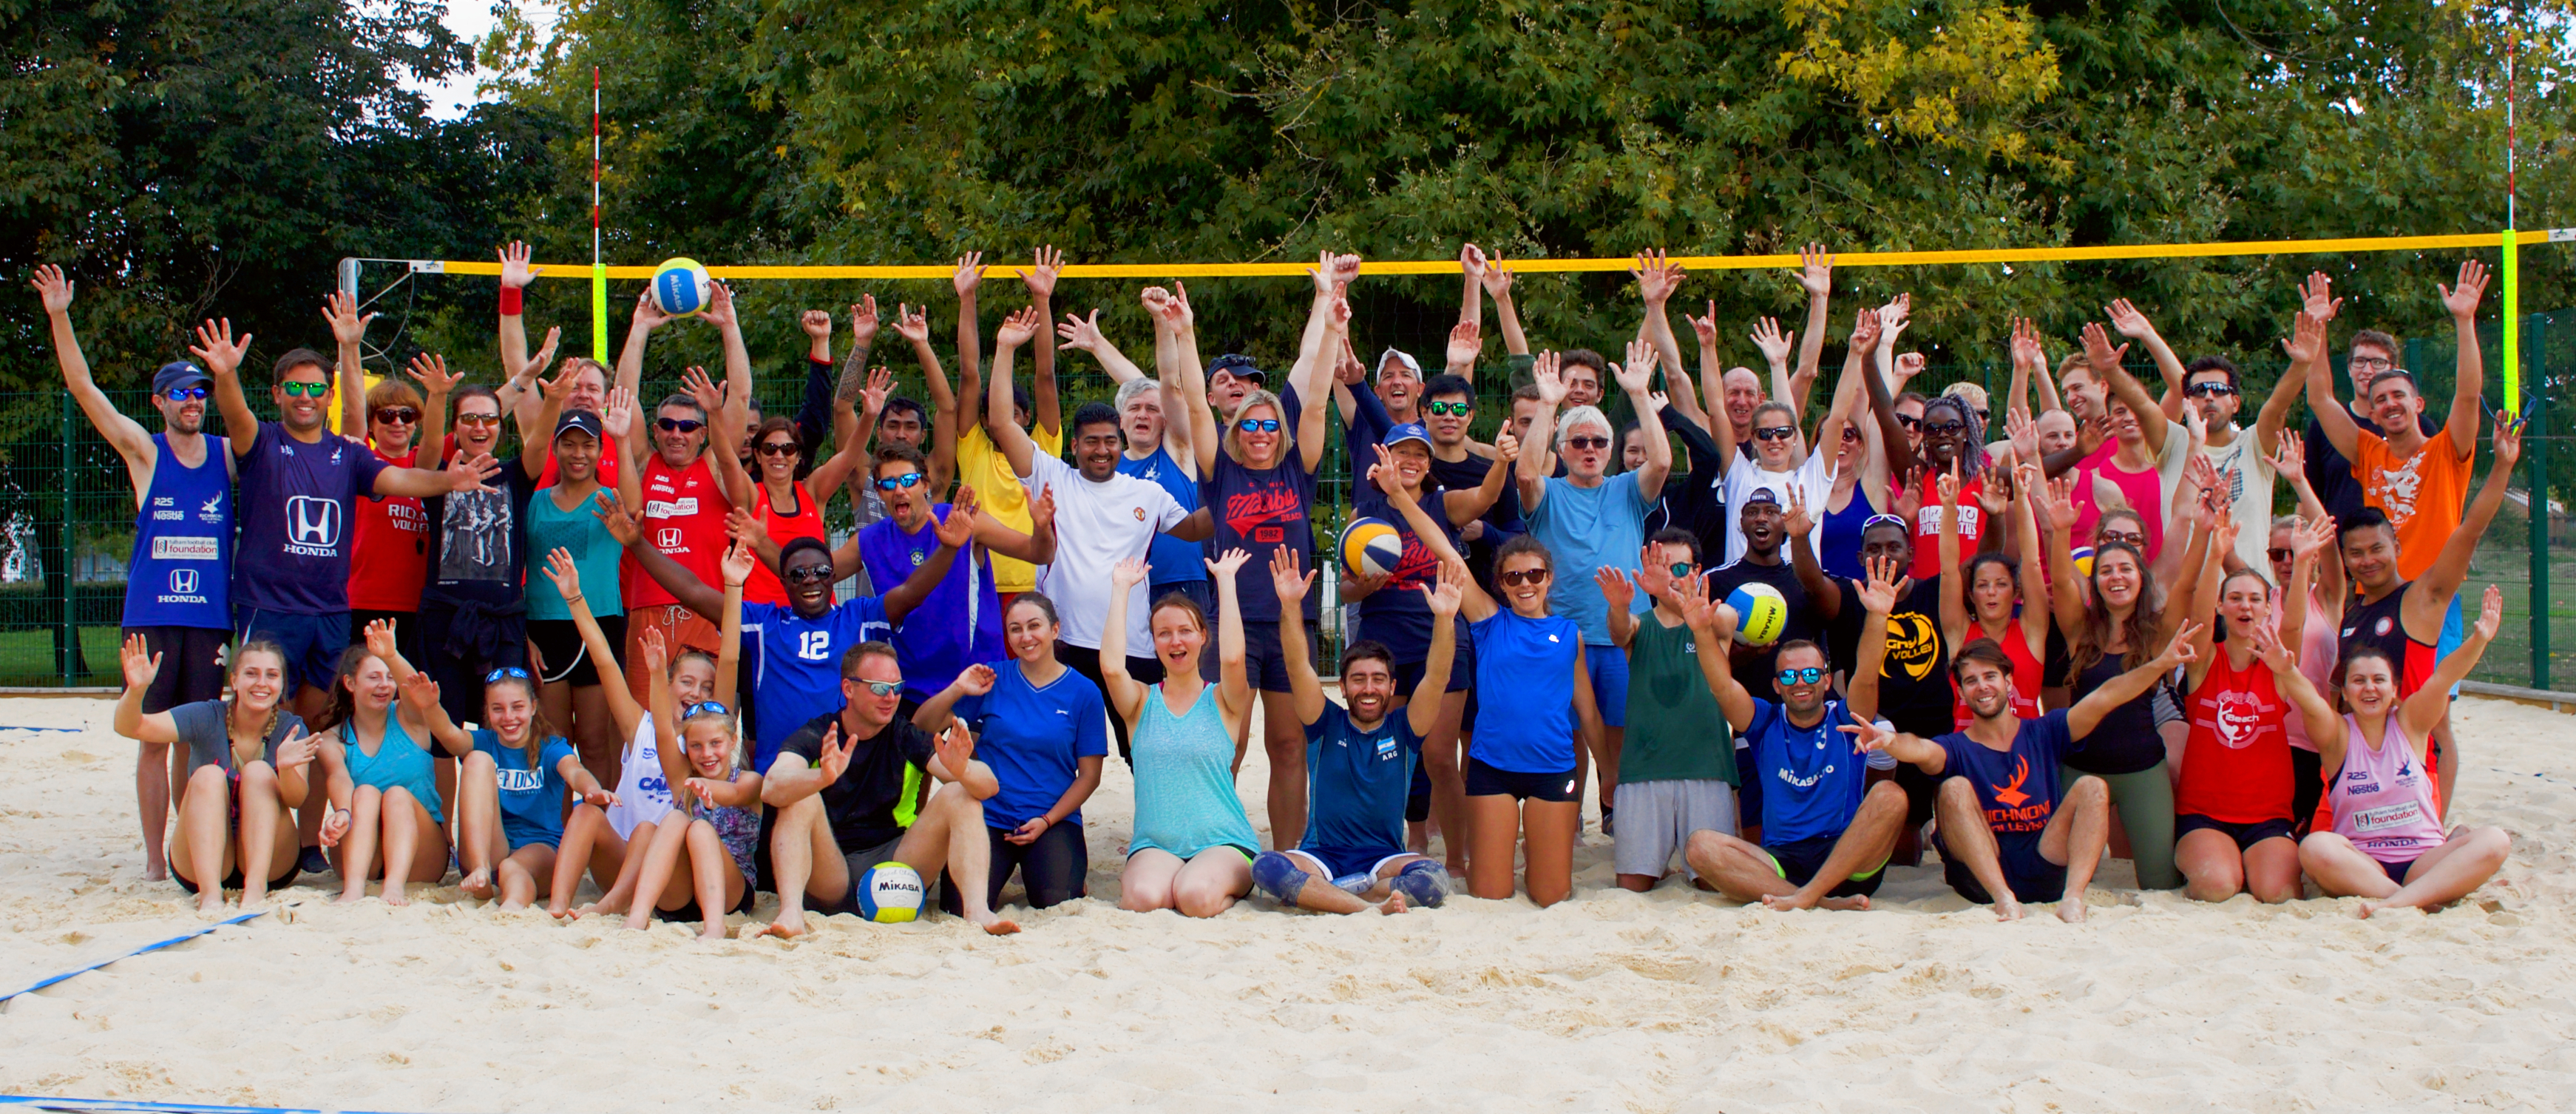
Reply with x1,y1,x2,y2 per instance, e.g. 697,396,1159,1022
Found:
563,594,583,607
498,286,522,315
724,581,746,590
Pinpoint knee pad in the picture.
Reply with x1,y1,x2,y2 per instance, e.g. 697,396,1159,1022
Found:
1392,859,1451,908
1251,851,1311,903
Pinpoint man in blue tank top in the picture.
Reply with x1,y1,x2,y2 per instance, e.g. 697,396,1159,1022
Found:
35,266,237,882
849,444,1057,706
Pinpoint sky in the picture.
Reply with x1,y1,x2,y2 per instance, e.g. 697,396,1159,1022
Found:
410,1,555,120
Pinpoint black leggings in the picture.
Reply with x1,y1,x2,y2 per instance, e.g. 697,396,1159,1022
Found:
939,821,1088,914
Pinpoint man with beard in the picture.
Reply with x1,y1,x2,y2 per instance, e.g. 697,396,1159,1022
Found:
1053,294,1213,615
35,265,238,881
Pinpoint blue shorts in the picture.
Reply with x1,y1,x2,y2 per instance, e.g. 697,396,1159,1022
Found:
1241,617,1313,693
1939,831,2067,906
1391,639,1473,696
234,606,348,694
1762,833,1887,898
1288,845,1411,881
1583,641,1629,729
2435,593,2464,698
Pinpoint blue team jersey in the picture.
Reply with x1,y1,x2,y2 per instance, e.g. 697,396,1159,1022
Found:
232,423,389,615
1116,445,1207,586
472,730,579,850
125,433,232,629
1467,610,1582,773
742,597,892,769
956,664,1109,829
1301,704,1419,855
857,507,1002,699
1746,698,1885,847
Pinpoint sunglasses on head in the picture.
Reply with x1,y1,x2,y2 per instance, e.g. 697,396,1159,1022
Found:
1565,436,1610,450
2186,382,2238,397
164,386,209,402
872,472,923,491
657,417,705,434
680,701,731,719
371,406,419,425
1775,666,1825,686
1236,418,1281,433
1499,567,1550,587
846,678,903,698
757,440,800,457
1423,400,1473,417
484,666,531,683
784,564,836,584
279,380,330,398
1754,425,1796,442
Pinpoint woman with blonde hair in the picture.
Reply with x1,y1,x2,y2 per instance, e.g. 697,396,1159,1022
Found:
113,636,316,911
1103,552,1263,917
310,621,487,904
622,627,763,939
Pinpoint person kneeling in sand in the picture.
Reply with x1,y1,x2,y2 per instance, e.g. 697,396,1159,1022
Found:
1844,624,2200,922
761,641,1020,937
1250,549,1459,914
1683,558,1908,911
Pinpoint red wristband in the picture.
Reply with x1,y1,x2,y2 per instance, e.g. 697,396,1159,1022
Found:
498,286,523,315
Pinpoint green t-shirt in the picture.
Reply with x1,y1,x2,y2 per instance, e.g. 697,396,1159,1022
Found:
1619,614,1738,785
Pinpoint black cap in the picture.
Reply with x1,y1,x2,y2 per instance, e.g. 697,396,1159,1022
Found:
1208,354,1265,383
554,409,604,440
1742,486,1782,506
152,362,211,396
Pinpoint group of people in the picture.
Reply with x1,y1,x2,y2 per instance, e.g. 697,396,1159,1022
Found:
35,235,2518,936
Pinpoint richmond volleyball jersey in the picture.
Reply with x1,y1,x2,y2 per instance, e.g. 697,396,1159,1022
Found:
124,433,232,629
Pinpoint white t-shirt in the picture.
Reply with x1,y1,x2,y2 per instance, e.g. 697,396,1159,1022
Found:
1719,450,1834,567
1022,451,1187,652
2197,425,2279,573
605,715,672,839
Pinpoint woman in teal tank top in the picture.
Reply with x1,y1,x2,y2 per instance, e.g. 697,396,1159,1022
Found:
312,621,477,904
1102,552,1260,917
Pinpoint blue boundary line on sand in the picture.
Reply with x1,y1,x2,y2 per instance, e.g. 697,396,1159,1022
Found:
0,1098,407,1113
0,911,263,1002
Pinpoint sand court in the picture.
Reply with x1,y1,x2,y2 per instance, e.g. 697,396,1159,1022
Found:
3,693,2572,1111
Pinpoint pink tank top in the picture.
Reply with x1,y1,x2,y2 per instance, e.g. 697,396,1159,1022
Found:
2274,590,2338,754
2328,715,2447,862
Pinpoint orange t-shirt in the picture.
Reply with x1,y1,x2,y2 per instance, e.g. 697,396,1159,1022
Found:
2350,428,2472,581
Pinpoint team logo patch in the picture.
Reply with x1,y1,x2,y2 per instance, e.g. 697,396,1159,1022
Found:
1133,506,1145,521
2374,617,2394,637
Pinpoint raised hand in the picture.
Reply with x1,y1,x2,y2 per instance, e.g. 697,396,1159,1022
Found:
1594,565,1636,615
631,286,673,331
1530,351,1568,405
1611,338,1657,394
1019,245,1064,298
600,386,635,439
1749,317,1794,366
1877,292,1912,341
850,294,881,346
2247,617,2294,672
322,289,374,347
2474,583,2504,641
2156,620,2205,669
2291,513,2335,561
2009,317,2047,371
1688,300,1720,349
30,264,72,313
274,725,319,771
2006,408,2041,464
1365,445,1407,499
816,723,856,784
120,633,162,689
1479,249,1515,300
1837,715,1895,754
1335,337,1367,386
995,305,1042,348
1631,249,1683,305
800,309,834,341
862,366,892,416
2042,473,2079,533
1424,558,1466,618
188,319,252,379
2270,432,2306,482
935,487,980,549
698,282,738,331
1460,243,1488,284
934,718,977,780
2078,321,2129,374
955,663,997,696
2299,271,2342,321
1893,351,1925,386
499,241,542,288
1204,547,1251,581
1057,309,1106,354
1856,555,1902,613
538,547,584,604
407,352,463,397
1847,305,1882,353
1270,546,1315,607
515,326,562,385
1936,462,1962,509
2494,416,2524,468
1028,483,1056,533
1798,243,1834,298
2440,258,2490,320
444,451,503,493
2281,310,2326,367
640,625,668,674
952,252,986,298
593,488,643,547
364,618,401,663
1329,252,1363,291
1782,482,1815,538
720,540,756,588
677,366,724,419
1111,556,1149,592
538,356,583,409
1446,320,1483,368
725,507,764,550
1492,430,1521,465
892,303,931,345
398,671,441,716
1168,280,1198,327
2104,297,2157,341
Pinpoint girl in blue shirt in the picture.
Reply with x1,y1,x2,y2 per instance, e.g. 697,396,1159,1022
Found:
416,661,615,911
311,621,479,905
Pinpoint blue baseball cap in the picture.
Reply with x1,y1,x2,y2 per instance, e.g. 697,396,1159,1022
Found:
152,362,211,396
1381,422,1431,450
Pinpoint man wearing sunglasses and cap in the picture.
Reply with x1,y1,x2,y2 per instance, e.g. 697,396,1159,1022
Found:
33,266,242,882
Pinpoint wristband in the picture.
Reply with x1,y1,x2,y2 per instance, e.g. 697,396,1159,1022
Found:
563,594,583,607
498,286,523,315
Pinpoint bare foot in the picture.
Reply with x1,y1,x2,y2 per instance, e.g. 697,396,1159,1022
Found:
144,862,169,883
1992,897,2026,922
383,888,410,908
2056,894,2087,923
196,895,228,916
1820,895,1871,911
1762,891,1820,911
1377,891,1409,915
756,912,811,939
975,915,1023,936
335,890,366,905
696,923,729,942
2355,900,2383,919
459,868,495,899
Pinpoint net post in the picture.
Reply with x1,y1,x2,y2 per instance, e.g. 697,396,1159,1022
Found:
2504,229,2521,408
592,263,609,364
2527,312,2549,690
58,390,75,686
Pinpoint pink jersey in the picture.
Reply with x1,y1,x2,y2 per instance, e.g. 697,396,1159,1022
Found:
2328,715,2447,862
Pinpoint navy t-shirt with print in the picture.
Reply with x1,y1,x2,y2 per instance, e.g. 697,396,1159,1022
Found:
1202,449,1318,624
233,423,390,615
1933,711,2075,857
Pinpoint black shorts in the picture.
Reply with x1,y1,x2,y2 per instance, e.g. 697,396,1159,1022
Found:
528,615,625,688
1390,640,1473,697
655,884,756,922
174,860,299,896
122,626,228,715
2176,813,2297,852
2290,747,2325,835
232,607,345,695
1762,833,1886,898
1940,832,2067,906
1240,616,1314,693
1464,757,1578,803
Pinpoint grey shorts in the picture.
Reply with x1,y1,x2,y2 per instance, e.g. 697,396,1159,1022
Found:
1613,778,1738,879
816,834,909,915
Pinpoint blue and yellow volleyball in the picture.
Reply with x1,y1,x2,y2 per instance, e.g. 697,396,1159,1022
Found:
855,862,923,923
2070,546,2096,578
1726,582,1789,647
651,257,712,317
1339,517,1403,579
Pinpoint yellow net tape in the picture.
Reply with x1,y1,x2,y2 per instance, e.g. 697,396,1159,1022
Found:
426,230,2566,281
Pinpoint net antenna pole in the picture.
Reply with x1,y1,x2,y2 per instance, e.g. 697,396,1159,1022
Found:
2502,9,2520,415
592,67,608,365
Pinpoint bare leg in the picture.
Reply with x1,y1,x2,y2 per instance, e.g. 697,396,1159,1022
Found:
582,820,657,918
2359,826,2509,918
895,787,1017,934
1936,777,2021,921
2177,828,2248,902
1425,692,1468,873
1592,726,1624,816
454,751,501,899
1683,831,1799,902
2038,774,2110,922
236,762,294,909
570,684,620,791
2242,836,2302,904
1520,799,1580,907
172,764,232,914
2430,712,2458,823
625,816,694,931
1764,781,1907,911
1170,848,1254,918
496,843,557,910
337,785,384,902
761,794,849,937
683,820,744,941
138,741,176,880
376,787,441,905
2297,831,2402,900
546,804,623,916
1118,848,1186,912
1260,691,1307,851
1464,795,1522,900
291,684,333,853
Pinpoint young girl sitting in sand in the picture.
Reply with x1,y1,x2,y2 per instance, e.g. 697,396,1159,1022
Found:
540,545,742,919
411,661,616,910
620,626,763,939
2291,585,2514,917
114,636,316,913
310,622,484,905
1102,552,1263,918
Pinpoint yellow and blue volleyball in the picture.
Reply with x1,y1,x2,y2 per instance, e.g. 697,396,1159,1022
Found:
651,257,712,317
1339,517,1403,579
855,862,923,923
2070,546,2096,579
1726,582,1789,647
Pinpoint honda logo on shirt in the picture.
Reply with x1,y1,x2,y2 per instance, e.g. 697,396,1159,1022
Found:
655,527,684,550
168,568,198,595
284,496,342,555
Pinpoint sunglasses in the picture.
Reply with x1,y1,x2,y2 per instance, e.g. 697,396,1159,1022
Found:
456,413,503,428
1896,414,1922,431
846,678,904,698
484,666,531,683
1565,436,1610,450
2098,530,2146,547
784,564,836,584
1424,400,1473,417
1862,513,1909,531
1754,425,1797,442
371,406,419,425
1775,666,1826,686
1668,562,1693,579
679,701,731,719
164,386,209,402
873,472,923,491
279,381,331,398
1237,418,1281,433
1922,420,1966,436
1499,567,1550,587
657,417,705,433
757,440,800,457
2186,382,2238,397
2267,547,2294,563
1839,425,1862,442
